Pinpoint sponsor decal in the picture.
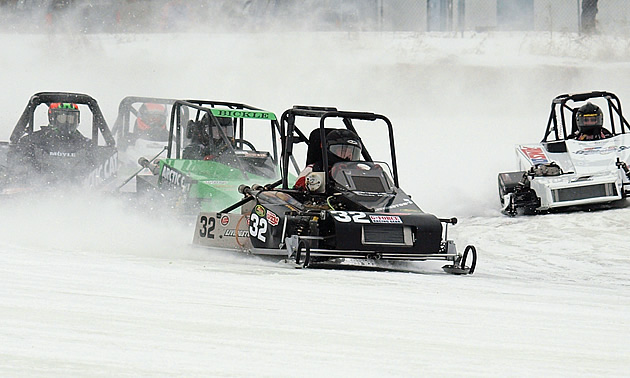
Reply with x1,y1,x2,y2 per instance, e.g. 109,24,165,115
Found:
574,146,617,155
520,146,549,165
84,152,118,187
356,163,371,170
49,151,76,157
354,191,385,197
160,165,189,190
266,210,279,226
224,229,250,237
254,204,266,217
220,215,230,226
210,108,277,121
369,215,403,224
374,198,415,212
203,180,229,185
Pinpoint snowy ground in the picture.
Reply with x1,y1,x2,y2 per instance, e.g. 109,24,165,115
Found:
1,31,630,376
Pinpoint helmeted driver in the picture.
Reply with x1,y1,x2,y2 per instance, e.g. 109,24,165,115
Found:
572,102,612,141
136,103,168,141
208,116,234,152
48,102,82,136
327,129,363,162
10,102,92,174
182,113,234,160
294,129,363,190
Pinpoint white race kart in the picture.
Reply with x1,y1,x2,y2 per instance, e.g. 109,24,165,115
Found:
498,91,630,215
111,96,175,191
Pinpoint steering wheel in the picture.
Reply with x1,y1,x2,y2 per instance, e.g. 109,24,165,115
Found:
233,138,257,152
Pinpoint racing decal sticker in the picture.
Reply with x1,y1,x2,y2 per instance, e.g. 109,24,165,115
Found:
224,229,250,237
199,215,216,239
374,198,415,212
49,151,76,157
210,108,277,121
330,211,370,223
266,210,280,226
249,213,268,242
160,165,191,191
369,215,403,224
254,205,266,217
574,146,617,155
84,152,118,187
520,146,549,165
220,215,230,226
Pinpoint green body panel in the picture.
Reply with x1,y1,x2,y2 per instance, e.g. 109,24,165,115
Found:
157,158,280,212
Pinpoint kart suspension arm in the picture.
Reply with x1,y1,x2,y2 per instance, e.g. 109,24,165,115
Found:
219,179,283,214
617,158,630,180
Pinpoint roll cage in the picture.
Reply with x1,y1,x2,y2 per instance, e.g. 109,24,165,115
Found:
9,91,115,147
543,91,630,142
167,100,280,160
279,105,400,190
111,96,179,149
163,100,281,182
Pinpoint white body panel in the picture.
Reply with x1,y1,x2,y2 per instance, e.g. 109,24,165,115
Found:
516,134,630,210
116,139,168,191
119,139,167,174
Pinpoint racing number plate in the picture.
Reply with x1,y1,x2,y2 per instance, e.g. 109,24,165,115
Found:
193,212,251,249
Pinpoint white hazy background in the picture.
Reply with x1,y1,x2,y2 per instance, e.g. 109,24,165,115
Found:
1,27,630,376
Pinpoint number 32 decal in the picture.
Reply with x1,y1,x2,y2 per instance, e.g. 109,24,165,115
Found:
199,215,216,238
249,213,268,242
330,211,370,223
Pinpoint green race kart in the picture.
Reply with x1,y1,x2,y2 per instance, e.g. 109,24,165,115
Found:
135,100,283,214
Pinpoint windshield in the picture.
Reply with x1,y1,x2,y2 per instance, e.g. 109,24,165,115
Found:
330,161,394,193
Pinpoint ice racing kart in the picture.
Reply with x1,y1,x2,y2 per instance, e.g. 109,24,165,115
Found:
134,99,283,214
498,91,630,215
0,92,118,195
192,106,477,274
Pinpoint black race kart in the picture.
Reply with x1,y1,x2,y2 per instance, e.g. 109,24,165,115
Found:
0,92,118,195
192,106,476,274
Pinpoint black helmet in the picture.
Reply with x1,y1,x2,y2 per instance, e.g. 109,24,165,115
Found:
326,129,362,161
212,117,234,141
199,113,234,144
576,102,603,135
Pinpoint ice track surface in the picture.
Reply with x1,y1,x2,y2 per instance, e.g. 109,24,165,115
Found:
0,193,628,376
1,32,630,376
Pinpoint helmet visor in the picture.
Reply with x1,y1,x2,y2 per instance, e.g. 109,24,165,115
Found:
329,143,362,161
56,112,78,125
54,109,79,133
582,115,600,126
